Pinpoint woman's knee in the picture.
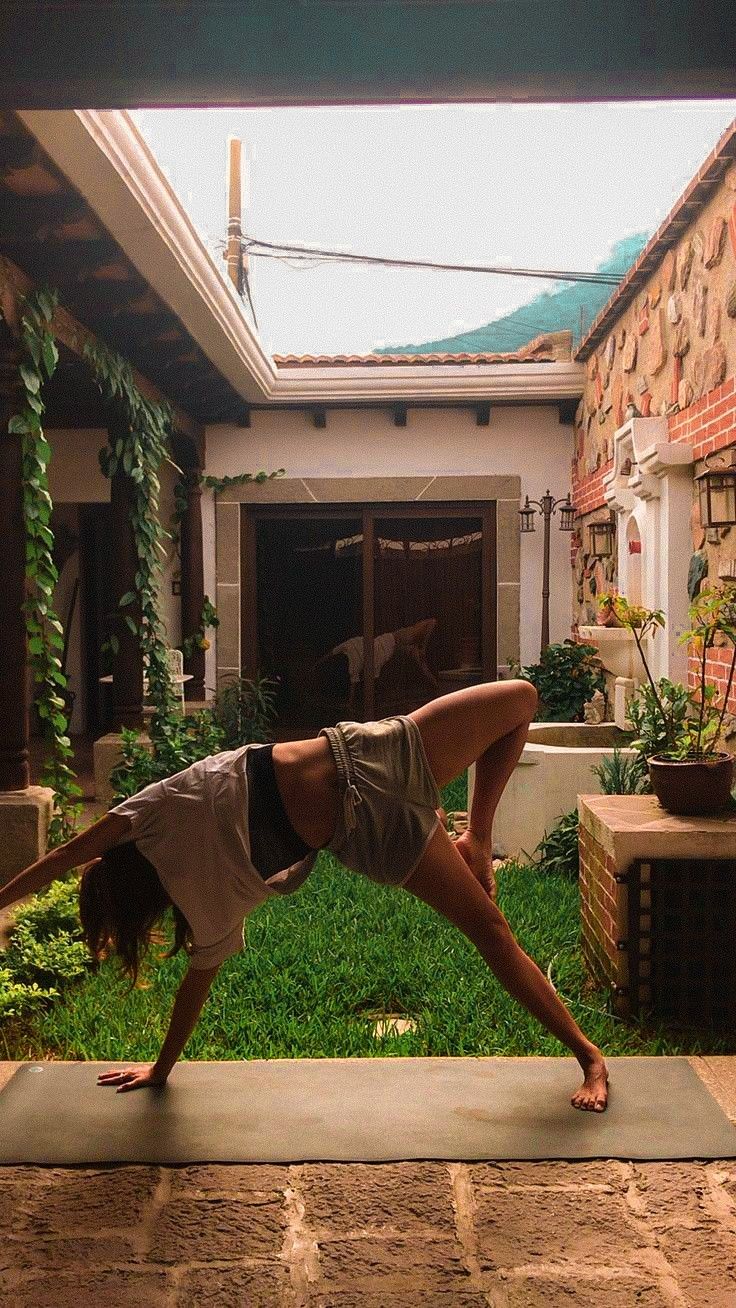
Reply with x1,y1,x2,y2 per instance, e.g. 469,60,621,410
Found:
508,677,538,721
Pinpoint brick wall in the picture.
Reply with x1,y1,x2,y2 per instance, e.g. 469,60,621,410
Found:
577,821,628,1011
668,376,736,458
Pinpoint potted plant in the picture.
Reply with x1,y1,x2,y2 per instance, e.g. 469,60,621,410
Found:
597,587,736,815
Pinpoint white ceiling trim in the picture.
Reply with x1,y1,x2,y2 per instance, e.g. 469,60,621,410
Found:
18,109,585,408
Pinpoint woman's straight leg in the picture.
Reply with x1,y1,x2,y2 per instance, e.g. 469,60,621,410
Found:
402,822,609,1112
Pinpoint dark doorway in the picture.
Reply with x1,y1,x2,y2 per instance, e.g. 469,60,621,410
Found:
243,502,497,731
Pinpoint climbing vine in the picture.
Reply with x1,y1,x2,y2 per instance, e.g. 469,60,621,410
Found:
9,288,82,845
169,465,285,658
85,340,178,736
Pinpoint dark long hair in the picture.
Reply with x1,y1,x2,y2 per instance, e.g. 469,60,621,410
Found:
78,841,190,989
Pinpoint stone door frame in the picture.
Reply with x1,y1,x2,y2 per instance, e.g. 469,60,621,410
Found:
214,475,521,688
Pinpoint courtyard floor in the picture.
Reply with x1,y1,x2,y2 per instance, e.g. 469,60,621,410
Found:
1,1057,735,1307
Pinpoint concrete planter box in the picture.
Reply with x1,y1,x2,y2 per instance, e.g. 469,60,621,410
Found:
470,721,636,860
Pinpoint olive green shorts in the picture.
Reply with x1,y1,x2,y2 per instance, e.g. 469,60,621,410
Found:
319,715,442,887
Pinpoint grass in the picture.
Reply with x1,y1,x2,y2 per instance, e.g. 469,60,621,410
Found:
2,774,732,1061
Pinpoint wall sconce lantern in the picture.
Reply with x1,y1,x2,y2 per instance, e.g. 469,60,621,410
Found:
588,514,616,558
695,451,736,528
558,497,576,532
519,497,537,533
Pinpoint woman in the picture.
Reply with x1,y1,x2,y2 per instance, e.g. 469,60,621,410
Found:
0,681,609,1111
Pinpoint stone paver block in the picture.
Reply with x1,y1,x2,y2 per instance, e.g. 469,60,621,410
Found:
632,1162,719,1230
504,1275,672,1307
299,1161,455,1234
309,1294,489,1308
468,1159,625,1190
317,1234,470,1291
2,1234,136,1273
656,1225,736,1306
16,1166,159,1235
170,1163,289,1197
150,1194,286,1263
176,1261,293,1307
0,1267,171,1308
474,1187,648,1270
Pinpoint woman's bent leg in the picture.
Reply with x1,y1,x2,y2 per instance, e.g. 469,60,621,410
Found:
402,823,609,1112
410,680,538,878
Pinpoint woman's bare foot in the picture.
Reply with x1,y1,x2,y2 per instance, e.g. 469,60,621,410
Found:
451,828,497,900
571,1054,609,1112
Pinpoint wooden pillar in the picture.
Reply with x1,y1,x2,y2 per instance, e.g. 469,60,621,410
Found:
180,471,206,700
107,416,145,731
0,346,30,790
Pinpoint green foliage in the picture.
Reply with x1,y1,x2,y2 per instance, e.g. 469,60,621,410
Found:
7,287,82,845
109,713,227,801
513,640,605,722
181,595,219,661
86,339,178,733
592,747,649,795
606,586,736,760
212,673,279,749
200,469,286,494
0,876,87,1023
533,810,580,879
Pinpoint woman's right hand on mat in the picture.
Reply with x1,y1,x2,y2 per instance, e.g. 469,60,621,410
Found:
97,1065,168,1093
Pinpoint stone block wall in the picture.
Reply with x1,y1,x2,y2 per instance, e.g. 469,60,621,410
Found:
571,122,736,712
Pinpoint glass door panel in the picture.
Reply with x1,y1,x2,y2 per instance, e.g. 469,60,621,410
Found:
370,513,484,718
256,515,362,729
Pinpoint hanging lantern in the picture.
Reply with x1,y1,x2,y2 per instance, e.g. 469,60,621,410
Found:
695,451,736,528
519,497,536,532
588,513,615,558
558,497,575,532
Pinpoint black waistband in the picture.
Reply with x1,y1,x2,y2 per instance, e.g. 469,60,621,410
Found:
246,744,312,881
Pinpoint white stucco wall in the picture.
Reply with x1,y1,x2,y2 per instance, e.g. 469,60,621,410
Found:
204,405,574,667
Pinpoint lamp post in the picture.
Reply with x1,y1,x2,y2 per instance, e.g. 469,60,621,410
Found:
520,490,575,657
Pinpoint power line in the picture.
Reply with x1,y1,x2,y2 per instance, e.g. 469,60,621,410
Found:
240,233,623,286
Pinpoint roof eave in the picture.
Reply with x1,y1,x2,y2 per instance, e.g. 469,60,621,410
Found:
271,360,585,403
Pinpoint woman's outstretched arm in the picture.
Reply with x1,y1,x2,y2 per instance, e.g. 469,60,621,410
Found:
0,811,130,913
97,961,220,1091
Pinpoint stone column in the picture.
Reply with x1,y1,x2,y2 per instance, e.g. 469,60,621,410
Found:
107,416,145,731
180,471,206,700
0,346,30,792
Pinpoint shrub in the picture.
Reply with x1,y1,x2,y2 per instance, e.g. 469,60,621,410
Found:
512,641,605,722
533,809,580,879
592,747,649,795
0,877,88,1023
212,673,279,748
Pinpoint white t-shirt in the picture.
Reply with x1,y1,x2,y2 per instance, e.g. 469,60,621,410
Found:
109,745,317,969
332,632,396,685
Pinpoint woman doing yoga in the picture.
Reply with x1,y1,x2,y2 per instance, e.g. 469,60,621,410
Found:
0,681,609,1112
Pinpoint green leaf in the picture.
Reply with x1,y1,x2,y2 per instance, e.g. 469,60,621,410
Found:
20,364,40,395
119,592,136,607
42,336,59,377
8,414,30,435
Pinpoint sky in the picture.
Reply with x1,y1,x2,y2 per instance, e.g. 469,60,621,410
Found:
133,101,736,358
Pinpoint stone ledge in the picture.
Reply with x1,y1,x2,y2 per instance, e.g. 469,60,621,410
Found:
578,793,736,866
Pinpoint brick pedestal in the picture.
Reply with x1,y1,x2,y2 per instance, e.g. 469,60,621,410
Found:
578,794,736,1017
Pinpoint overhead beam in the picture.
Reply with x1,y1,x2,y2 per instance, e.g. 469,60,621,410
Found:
476,403,491,427
393,405,408,428
0,254,202,447
1,2,735,107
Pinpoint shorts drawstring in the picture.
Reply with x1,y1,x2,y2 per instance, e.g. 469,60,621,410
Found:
322,724,363,834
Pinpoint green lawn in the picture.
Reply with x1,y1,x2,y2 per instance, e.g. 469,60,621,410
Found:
2,773,731,1061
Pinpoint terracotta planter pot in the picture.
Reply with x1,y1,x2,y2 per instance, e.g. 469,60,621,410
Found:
648,752,735,816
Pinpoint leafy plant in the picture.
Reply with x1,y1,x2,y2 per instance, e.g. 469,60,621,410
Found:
109,712,227,801
0,877,87,1023
181,596,219,660
592,746,649,795
513,641,605,722
212,673,279,748
600,586,736,760
626,678,692,762
6,287,82,844
533,810,580,880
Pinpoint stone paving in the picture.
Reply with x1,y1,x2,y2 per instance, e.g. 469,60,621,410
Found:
1,1057,736,1307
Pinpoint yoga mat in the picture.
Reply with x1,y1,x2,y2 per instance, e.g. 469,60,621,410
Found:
1,1056,735,1165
